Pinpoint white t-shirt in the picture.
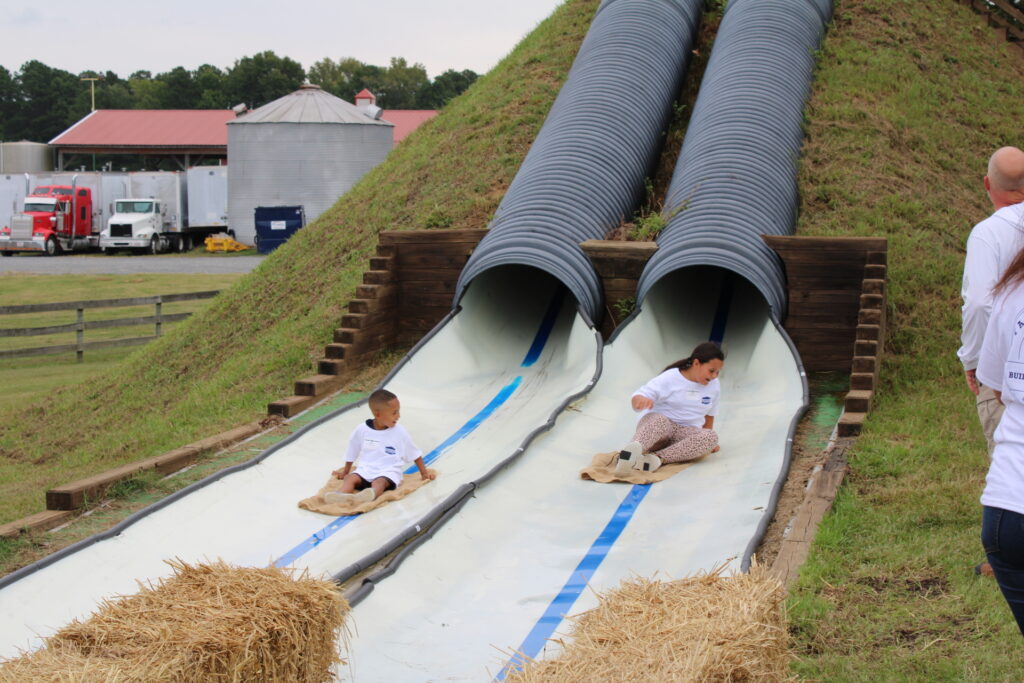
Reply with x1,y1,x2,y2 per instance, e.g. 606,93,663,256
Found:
633,369,720,428
975,283,1024,516
958,201,1024,371
345,420,423,486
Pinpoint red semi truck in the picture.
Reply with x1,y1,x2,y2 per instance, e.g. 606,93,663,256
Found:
0,183,95,256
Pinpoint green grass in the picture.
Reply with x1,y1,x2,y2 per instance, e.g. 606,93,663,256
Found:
789,0,1024,678
0,388,369,576
0,273,243,522
0,0,599,528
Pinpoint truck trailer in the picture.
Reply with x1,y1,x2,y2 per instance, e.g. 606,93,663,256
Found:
0,172,128,255
99,171,225,253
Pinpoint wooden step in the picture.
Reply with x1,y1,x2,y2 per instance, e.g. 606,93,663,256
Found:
356,284,380,299
363,270,395,285
341,313,366,329
850,372,875,391
856,324,881,341
864,263,887,280
858,308,882,325
295,373,344,397
325,342,347,358
852,355,878,374
854,339,878,357
862,278,885,296
845,389,873,413
838,411,867,437
319,358,346,375
268,394,318,418
859,293,884,310
0,509,76,538
369,256,392,270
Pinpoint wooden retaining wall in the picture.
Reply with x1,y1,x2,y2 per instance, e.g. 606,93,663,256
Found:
268,229,487,417
269,231,888,426
762,236,888,436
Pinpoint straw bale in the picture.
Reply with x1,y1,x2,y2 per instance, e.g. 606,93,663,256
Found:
505,563,794,682
0,559,348,683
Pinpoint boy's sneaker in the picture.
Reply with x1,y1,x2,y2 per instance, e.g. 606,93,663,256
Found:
614,441,643,476
637,453,663,473
353,488,377,504
323,491,353,505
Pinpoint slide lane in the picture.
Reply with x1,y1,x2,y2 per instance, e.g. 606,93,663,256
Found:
0,268,600,659
339,268,807,682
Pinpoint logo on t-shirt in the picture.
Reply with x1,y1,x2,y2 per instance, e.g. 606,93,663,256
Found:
384,445,397,455
701,396,712,405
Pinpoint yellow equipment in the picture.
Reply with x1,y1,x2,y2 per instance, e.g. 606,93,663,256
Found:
204,234,249,252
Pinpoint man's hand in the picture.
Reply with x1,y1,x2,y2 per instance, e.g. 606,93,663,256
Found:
965,369,979,396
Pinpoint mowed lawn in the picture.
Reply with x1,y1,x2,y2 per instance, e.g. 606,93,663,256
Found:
0,272,243,522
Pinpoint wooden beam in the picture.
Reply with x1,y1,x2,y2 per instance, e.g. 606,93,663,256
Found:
770,439,852,586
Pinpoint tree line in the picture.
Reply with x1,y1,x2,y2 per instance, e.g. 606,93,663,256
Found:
0,52,478,144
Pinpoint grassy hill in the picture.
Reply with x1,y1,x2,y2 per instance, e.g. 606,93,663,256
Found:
790,0,1024,677
0,0,601,524
3,0,1024,676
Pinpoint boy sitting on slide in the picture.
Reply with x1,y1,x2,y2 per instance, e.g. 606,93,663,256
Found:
325,389,435,505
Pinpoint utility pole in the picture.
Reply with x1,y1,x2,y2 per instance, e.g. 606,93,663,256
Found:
80,76,102,111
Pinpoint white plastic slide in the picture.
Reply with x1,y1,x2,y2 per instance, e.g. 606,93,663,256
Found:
339,267,807,682
0,266,600,659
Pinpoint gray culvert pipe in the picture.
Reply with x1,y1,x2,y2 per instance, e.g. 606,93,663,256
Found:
636,0,833,317
455,0,705,322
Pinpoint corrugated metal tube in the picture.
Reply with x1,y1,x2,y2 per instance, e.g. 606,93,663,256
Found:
636,0,833,317
455,0,705,321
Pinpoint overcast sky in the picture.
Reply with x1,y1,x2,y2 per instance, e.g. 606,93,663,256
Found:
2,0,566,79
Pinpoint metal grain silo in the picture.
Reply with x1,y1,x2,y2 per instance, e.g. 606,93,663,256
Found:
0,142,53,173
227,84,393,245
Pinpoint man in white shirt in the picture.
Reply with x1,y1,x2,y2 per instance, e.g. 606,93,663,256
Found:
959,146,1024,577
959,146,1024,454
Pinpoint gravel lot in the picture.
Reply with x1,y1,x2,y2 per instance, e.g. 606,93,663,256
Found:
0,254,265,275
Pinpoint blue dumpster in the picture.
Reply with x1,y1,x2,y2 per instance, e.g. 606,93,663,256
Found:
254,206,305,254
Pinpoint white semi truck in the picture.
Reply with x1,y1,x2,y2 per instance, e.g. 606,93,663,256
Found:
99,171,224,253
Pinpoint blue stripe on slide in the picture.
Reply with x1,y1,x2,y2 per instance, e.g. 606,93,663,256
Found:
496,279,734,678
407,376,522,473
273,291,564,569
708,274,734,345
273,376,524,569
495,485,652,681
521,290,565,368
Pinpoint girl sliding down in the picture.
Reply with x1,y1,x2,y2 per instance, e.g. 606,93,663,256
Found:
615,341,725,476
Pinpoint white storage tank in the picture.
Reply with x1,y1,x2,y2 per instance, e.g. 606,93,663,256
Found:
227,84,393,245
0,142,53,173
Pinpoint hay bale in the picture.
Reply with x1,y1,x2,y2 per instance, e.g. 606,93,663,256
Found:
506,563,794,682
0,559,348,683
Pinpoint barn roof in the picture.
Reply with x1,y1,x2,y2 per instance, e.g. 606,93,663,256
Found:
381,110,438,142
50,110,234,150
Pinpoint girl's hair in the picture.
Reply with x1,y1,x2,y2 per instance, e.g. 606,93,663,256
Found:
995,241,1024,297
664,341,725,372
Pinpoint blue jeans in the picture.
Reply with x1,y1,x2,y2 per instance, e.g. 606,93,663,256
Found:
982,506,1024,636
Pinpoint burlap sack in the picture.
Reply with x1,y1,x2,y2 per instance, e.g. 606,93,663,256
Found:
580,451,701,484
298,469,436,516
